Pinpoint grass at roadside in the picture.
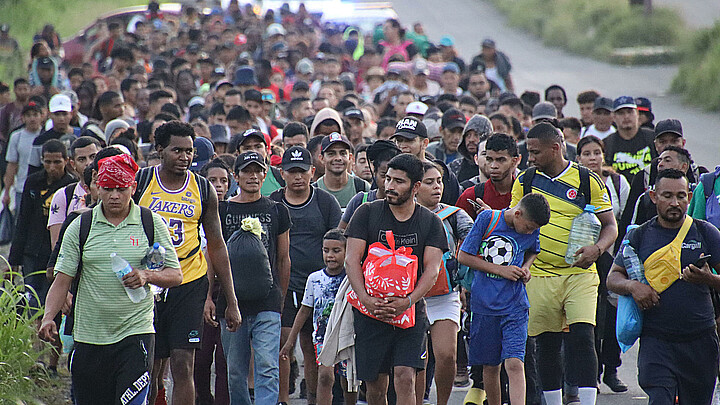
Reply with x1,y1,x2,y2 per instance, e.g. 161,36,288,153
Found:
488,0,685,64
671,22,720,111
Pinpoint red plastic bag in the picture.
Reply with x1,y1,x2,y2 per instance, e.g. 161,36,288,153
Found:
347,231,418,328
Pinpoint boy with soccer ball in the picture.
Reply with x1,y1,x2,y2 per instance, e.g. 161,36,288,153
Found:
458,193,551,405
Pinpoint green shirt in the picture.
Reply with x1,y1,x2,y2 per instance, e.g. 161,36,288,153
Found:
55,202,180,345
261,167,284,196
316,174,370,209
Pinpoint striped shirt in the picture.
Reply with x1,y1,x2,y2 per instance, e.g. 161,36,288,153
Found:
55,202,180,345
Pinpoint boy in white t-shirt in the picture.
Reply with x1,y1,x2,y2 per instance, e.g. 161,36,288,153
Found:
280,229,357,405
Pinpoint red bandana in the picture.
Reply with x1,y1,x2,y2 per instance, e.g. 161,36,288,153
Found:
97,154,139,188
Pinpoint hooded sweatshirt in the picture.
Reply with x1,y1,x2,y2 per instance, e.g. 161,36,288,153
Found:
450,115,493,183
310,108,344,137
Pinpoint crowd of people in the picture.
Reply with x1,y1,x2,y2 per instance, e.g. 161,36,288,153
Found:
1,1,719,405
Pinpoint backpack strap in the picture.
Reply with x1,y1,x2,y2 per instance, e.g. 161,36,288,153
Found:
192,171,211,222
139,206,155,247
64,182,79,214
700,171,717,201
133,167,155,204
473,182,485,201
611,173,621,200
483,210,503,240
353,176,367,193
522,167,536,196
436,205,461,221
578,165,592,206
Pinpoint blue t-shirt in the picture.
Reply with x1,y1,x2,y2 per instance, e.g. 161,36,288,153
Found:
460,209,540,315
615,217,720,339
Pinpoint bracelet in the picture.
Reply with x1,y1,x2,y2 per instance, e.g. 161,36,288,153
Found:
407,296,413,308
595,244,603,256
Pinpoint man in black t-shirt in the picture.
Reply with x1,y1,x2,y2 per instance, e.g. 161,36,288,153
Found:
608,169,720,405
270,146,341,404
217,151,291,405
345,153,447,405
603,96,657,181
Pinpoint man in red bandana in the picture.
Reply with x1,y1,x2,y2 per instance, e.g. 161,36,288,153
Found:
40,153,184,405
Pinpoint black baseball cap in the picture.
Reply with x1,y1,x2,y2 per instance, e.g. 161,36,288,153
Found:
235,151,267,171
321,132,353,153
281,146,312,171
654,119,683,138
343,108,364,121
441,108,467,130
238,128,267,146
593,97,613,112
392,116,428,139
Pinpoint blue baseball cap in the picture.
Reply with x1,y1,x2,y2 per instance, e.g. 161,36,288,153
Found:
613,96,637,112
443,62,460,74
439,36,455,47
190,137,215,172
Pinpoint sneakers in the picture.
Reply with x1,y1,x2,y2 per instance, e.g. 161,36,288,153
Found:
563,394,580,405
603,372,628,393
454,367,471,388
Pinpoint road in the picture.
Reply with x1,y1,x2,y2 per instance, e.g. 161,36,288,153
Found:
390,0,720,169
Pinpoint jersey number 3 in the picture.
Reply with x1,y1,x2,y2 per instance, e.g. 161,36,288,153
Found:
162,218,185,246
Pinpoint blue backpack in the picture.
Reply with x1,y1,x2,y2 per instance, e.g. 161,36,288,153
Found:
700,167,720,228
454,210,503,290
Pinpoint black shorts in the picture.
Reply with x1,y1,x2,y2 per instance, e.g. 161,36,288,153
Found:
353,307,429,382
281,289,313,334
154,275,208,358
71,334,154,405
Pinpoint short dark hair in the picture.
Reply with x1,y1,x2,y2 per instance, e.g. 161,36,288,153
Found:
576,90,600,105
422,160,444,176
519,193,551,226
307,135,325,155
436,94,458,104
120,78,139,93
376,118,397,136
489,113,510,128
14,78,29,87
92,146,124,172
544,84,567,103
576,135,605,156
485,133,519,157
526,122,563,145
323,228,347,244
559,117,582,132
459,95,478,108
154,112,177,123
661,145,691,166
110,137,139,162
225,88,243,99
226,106,251,123
69,136,100,158
97,91,121,108
354,144,369,155
655,168,688,190
288,97,310,118
387,153,424,185
199,157,231,178
154,120,196,148
520,91,540,108
149,89,173,104
283,121,309,140
42,139,68,159
160,103,182,119
68,68,84,79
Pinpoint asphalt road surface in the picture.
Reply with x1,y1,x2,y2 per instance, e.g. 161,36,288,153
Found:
389,0,720,169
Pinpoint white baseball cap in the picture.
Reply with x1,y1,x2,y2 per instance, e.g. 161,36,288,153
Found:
405,101,429,116
49,94,72,113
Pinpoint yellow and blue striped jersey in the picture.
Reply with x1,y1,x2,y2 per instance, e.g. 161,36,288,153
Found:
511,162,612,276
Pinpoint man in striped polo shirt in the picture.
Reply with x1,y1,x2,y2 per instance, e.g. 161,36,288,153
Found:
40,153,183,405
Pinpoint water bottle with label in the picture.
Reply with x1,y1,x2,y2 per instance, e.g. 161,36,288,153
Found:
110,253,147,303
145,242,166,295
565,204,602,265
621,239,648,284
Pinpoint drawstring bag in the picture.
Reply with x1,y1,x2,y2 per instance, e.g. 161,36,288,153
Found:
616,294,643,352
347,230,418,328
226,217,273,300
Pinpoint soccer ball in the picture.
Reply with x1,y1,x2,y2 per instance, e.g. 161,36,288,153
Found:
483,236,514,265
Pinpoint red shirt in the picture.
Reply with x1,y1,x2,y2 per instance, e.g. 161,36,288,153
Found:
455,179,513,220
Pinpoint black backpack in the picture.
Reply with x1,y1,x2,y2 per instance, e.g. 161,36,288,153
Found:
226,223,273,301
63,207,155,334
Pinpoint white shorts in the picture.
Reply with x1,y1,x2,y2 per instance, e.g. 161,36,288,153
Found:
424,291,461,327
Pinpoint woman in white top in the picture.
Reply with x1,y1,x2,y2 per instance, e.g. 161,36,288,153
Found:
576,135,630,222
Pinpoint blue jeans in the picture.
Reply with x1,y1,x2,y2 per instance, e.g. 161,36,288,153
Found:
220,311,281,405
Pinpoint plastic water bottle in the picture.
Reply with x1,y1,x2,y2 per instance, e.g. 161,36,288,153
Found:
621,239,648,284
565,204,602,265
145,243,166,295
110,253,147,303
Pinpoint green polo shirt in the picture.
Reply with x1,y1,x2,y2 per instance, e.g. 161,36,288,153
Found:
56,202,180,345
